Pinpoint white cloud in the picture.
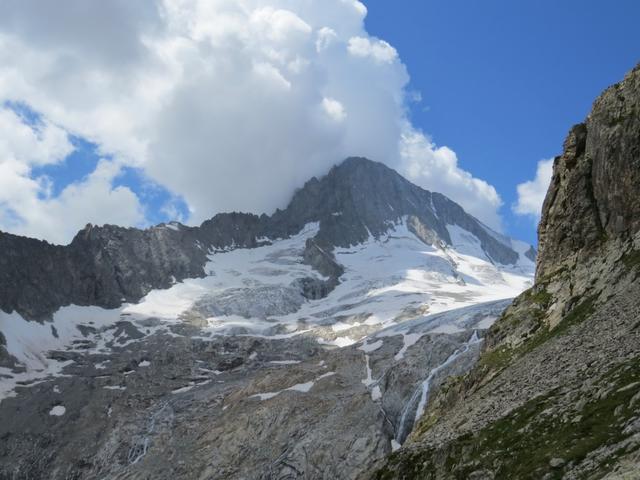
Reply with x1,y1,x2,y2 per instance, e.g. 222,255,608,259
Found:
322,97,346,121
513,158,554,218
0,108,73,166
0,0,507,239
347,36,397,63
399,127,504,230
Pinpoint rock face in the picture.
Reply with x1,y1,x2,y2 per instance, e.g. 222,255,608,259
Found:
0,224,209,320
0,157,522,321
537,63,640,280
272,158,517,266
0,307,495,480
369,63,640,479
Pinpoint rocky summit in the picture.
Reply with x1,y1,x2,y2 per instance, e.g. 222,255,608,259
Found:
0,63,637,480
369,64,640,479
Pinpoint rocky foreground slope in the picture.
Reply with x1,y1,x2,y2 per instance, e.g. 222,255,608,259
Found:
369,64,640,479
0,158,534,478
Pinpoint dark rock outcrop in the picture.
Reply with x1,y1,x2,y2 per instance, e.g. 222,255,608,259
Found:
0,224,208,320
537,63,640,280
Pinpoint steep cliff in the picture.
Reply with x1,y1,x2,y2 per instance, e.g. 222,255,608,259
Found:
537,62,640,281
370,63,640,479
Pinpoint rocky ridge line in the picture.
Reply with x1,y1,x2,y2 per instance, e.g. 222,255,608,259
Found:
0,157,523,321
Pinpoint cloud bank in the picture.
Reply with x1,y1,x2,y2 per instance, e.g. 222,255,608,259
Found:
513,158,554,219
0,0,506,243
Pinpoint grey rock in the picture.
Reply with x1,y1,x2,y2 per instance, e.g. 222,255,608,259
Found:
0,308,490,480
537,63,640,281
524,245,537,262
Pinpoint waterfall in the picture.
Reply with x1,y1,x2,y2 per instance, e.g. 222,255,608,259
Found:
395,330,482,444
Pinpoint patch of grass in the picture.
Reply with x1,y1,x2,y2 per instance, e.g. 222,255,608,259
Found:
621,249,640,270
524,288,553,308
371,448,438,480
478,345,516,371
476,294,596,381
399,294,599,473
560,295,597,329
465,355,640,479
525,295,596,351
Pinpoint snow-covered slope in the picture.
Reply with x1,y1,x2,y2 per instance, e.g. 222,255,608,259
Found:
0,218,533,401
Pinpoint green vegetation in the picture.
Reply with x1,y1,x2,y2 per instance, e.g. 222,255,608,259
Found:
621,249,640,270
524,288,553,307
478,294,596,376
478,344,515,371
523,295,596,353
450,355,640,479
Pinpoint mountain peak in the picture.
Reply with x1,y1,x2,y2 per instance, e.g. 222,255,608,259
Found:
0,156,529,320
331,156,396,174
277,156,522,265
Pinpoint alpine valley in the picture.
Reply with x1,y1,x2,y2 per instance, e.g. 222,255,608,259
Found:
0,64,639,480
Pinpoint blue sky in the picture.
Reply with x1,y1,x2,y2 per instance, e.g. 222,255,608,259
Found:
364,0,640,244
0,0,637,245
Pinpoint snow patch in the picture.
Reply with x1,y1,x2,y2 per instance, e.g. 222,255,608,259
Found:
358,339,383,353
251,371,335,401
49,405,66,416
318,336,357,347
394,333,423,361
371,385,382,401
0,219,532,402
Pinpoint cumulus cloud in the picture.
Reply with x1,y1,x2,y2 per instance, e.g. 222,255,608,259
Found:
513,158,554,219
347,36,398,63
400,127,504,229
0,0,507,240
0,107,73,166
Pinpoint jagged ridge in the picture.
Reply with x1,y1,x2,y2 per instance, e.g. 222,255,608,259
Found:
0,157,523,320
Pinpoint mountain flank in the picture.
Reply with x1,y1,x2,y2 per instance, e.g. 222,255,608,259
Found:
0,157,521,320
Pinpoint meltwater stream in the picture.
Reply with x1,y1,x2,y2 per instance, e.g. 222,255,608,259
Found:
395,330,483,444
